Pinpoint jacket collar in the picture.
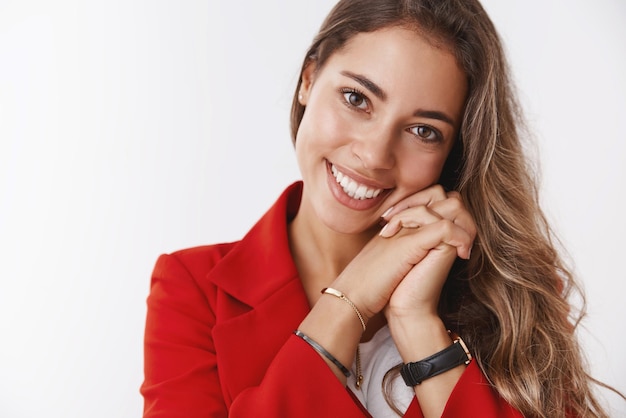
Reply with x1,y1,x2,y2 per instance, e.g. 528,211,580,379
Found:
206,182,303,307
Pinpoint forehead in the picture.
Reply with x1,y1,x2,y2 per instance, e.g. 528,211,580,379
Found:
319,26,467,116
326,26,462,79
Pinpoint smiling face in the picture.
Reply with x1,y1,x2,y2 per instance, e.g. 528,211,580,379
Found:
295,26,468,235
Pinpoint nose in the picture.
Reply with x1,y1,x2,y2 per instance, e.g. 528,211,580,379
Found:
350,126,395,170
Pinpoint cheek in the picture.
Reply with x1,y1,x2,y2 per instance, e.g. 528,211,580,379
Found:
297,97,353,151
397,152,449,189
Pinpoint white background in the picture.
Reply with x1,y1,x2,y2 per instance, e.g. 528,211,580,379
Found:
1,1,624,417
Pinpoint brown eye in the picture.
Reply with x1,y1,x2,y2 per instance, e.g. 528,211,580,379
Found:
417,126,433,138
409,125,441,142
342,91,367,110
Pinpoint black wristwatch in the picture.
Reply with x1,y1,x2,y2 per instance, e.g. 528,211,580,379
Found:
400,334,472,386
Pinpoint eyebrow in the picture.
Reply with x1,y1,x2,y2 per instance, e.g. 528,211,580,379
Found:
340,70,456,127
413,110,455,127
341,71,387,101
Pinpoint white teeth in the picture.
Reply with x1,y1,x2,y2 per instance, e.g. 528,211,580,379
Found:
346,180,358,197
330,164,384,200
355,185,367,199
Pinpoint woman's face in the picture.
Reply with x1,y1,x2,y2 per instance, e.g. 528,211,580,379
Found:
295,26,468,235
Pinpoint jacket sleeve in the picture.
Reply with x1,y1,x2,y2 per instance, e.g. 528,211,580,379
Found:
141,253,227,417
141,253,371,418
229,335,371,417
439,361,523,418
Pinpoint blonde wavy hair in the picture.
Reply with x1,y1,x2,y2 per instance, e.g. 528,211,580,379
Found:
289,0,623,416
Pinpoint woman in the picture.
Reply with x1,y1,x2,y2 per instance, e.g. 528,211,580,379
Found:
141,0,619,416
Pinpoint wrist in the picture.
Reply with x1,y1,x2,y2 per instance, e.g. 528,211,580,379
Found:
400,333,472,387
386,300,440,321
387,315,451,363
298,293,363,364
330,275,378,322
321,287,367,332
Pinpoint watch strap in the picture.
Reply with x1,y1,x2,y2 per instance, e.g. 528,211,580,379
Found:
400,336,472,386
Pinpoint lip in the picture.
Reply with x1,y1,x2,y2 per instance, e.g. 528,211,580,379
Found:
325,160,393,210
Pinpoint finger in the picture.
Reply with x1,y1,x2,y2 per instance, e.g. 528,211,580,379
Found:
426,195,477,241
380,194,477,241
401,219,473,261
379,205,442,238
380,184,448,221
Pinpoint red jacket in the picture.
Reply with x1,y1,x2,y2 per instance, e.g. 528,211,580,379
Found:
141,182,522,417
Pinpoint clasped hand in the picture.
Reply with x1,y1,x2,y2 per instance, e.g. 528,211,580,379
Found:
332,184,477,324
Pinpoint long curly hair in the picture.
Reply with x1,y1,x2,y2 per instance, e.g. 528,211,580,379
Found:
289,0,622,416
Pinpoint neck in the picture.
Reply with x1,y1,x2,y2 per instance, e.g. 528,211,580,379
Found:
288,203,377,306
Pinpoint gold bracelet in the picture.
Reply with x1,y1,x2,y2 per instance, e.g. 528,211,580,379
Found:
321,287,366,331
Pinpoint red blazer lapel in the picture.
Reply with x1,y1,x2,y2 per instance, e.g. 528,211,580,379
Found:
206,182,310,405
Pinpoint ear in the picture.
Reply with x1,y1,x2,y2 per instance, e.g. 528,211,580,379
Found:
299,61,317,105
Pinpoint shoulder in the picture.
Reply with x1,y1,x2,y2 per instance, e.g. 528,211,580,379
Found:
152,242,239,283
149,181,303,300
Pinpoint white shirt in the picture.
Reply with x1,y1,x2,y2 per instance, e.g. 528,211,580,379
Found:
348,325,415,417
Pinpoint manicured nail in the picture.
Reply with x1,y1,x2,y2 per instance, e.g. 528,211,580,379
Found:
379,223,390,237
381,207,394,219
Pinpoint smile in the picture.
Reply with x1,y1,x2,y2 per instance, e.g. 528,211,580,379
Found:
330,164,384,200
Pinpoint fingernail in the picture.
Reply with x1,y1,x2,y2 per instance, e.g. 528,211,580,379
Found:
381,207,394,219
466,247,472,260
379,223,390,237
